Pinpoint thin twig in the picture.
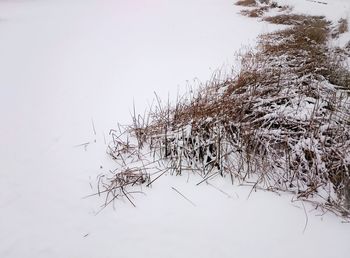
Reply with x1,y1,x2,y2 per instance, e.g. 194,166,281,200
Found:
171,187,196,207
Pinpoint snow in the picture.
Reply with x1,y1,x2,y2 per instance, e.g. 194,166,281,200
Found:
0,0,349,258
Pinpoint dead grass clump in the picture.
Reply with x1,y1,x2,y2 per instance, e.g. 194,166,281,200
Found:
263,14,324,25
236,0,257,7
303,21,330,44
260,16,331,80
279,5,294,12
332,18,349,38
338,18,349,34
98,13,350,217
269,1,278,8
261,16,350,89
239,0,292,17
241,6,269,17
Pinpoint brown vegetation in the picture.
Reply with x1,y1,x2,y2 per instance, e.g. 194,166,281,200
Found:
235,0,257,7
240,6,269,17
97,12,350,217
338,18,349,34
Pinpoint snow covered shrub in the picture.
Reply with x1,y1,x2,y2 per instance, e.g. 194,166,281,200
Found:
99,14,350,216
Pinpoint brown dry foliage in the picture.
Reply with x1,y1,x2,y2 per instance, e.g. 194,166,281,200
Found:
279,5,293,12
338,18,349,34
101,14,350,216
240,7,269,17
261,16,337,81
263,14,325,26
236,0,257,7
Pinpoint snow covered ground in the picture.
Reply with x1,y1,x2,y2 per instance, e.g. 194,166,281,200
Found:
0,0,349,257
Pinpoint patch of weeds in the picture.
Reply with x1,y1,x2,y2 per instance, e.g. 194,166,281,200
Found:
263,14,325,26
240,6,269,18
279,5,293,12
338,18,349,34
270,1,278,8
332,18,349,38
236,0,257,7
98,10,350,217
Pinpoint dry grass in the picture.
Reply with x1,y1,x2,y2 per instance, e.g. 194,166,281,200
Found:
239,0,293,17
279,5,293,12
262,15,350,89
263,14,325,26
261,15,334,81
97,13,350,217
332,18,349,38
241,6,269,17
236,0,257,7
338,18,349,34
